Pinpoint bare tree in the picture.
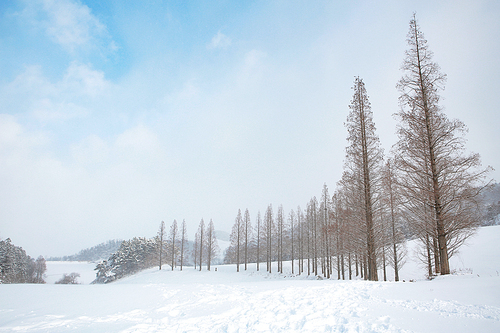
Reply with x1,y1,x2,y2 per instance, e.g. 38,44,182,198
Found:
276,205,285,273
265,204,274,273
306,197,319,276
206,219,219,271
256,211,262,271
381,159,406,281
180,220,187,271
193,230,199,270
243,209,252,271
157,221,166,270
395,14,491,275
169,220,178,270
289,209,296,275
297,206,304,275
198,219,205,271
33,256,46,283
344,77,384,281
230,210,243,272
320,184,332,279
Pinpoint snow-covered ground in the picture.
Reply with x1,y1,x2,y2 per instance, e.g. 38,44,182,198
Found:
43,261,97,285
1,226,500,332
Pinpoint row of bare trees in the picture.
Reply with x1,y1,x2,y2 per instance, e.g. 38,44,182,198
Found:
330,15,489,280
157,219,189,271
223,180,406,281
157,219,220,271
157,218,220,272
223,15,490,281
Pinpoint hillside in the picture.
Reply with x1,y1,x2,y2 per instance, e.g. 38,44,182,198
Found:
47,239,122,262
1,226,500,332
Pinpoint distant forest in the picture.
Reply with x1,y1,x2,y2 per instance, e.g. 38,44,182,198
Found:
47,239,123,262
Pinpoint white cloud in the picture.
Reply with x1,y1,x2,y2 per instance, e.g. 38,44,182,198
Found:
32,98,89,122
70,134,109,166
21,0,114,54
0,114,48,151
61,61,110,98
115,124,163,158
207,31,232,50
1,62,110,122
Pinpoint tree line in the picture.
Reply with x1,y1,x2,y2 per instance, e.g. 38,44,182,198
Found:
223,14,491,281
0,238,46,284
93,218,220,283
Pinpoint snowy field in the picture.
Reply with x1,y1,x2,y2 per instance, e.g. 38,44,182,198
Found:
1,226,500,332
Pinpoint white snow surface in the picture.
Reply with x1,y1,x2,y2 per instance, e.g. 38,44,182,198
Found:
2,226,500,332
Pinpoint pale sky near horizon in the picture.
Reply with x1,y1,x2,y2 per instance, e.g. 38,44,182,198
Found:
1,0,499,257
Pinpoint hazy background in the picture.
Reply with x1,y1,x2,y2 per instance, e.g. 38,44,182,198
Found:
1,0,498,257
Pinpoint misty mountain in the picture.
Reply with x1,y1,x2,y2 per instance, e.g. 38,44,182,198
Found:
481,183,500,226
215,230,230,242
47,240,123,262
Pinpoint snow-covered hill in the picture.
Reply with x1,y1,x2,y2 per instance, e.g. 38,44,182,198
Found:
1,226,500,332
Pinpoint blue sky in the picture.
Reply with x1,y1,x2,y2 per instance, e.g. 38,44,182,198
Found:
1,0,499,257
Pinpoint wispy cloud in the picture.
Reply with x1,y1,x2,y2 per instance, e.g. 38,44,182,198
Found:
207,31,232,50
21,0,115,55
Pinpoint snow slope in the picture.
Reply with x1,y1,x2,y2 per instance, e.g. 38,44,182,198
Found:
1,226,500,332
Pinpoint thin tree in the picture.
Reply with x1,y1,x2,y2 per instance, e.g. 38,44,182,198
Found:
157,221,166,270
198,219,205,271
180,220,187,271
206,219,219,271
381,159,406,281
169,220,178,270
193,230,199,270
345,77,384,281
230,209,243,272
321,184,331,279
395,14,491,275
256,211,262,271
297,206,304,274
265,204,273,273
244,209,251,271
276,205,284,273
289,209,296,275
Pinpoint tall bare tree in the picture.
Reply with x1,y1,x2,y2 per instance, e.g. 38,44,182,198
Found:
169,220,178,270
297,206,304,275
230,209,243,272
256,211,262,271
395,14,491,275
381,159,406,281
344,77,384,281
198,219,205,271
206,219,219,271
289,209,296,275
157,221,166,270
276,205,285,273
243,209,252,271
180,220,187,271
265,204,274,273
